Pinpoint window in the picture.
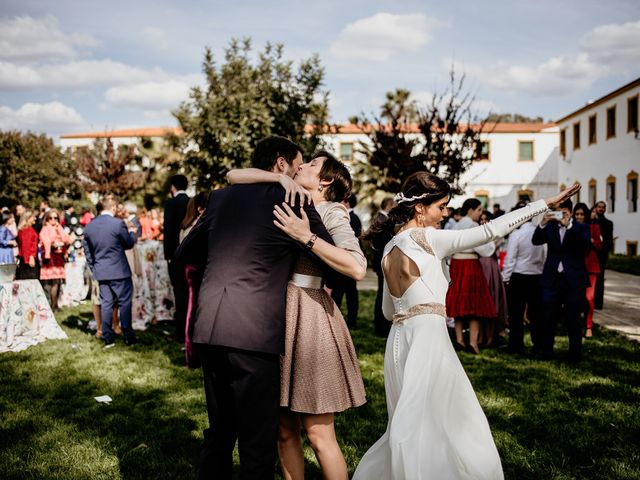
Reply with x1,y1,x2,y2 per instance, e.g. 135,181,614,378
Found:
559,183,567,191
518,141,534,161
573,122,580,150
628,95,639,134
518,189,534,202
607,105,616,139
628,171,638,213
560,129,566,156
477,141,490,161
627,241,638,257
588,178,597,207
588,114,597,145
474,190,490,209
606,175,616,213
339,142,354,162
575,182,582,203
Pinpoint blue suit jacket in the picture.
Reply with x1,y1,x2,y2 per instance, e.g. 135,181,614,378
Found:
532,221,590,289
83,214,136,281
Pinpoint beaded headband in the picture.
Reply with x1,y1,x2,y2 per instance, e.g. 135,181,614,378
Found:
393,191,431,205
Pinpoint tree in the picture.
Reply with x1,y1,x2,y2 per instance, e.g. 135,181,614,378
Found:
75,138,147,198
485,113,544,123
350,70,490,198
173,38,330,189
0,130,81,207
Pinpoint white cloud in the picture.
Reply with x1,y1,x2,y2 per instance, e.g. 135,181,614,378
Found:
0,15,99,62
329,13,436,62
0,101,85,133
105,79,192,110
0,59,169,89
580,20,640,66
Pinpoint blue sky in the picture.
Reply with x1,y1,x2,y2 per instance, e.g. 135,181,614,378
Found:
1,0,639,139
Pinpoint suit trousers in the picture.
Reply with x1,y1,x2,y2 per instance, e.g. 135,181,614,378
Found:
507,273,542,352
594,254,608,310
99,277,133,343
331,277,359,328
373,270,390,337
540,273,585,359
197,344,280,480
169,260,188,342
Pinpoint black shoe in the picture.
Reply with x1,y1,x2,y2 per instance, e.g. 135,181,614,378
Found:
103,338,115,348
124,336,139,346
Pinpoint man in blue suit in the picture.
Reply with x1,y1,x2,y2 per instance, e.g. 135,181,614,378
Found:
84,194,138,345
532,198,590,361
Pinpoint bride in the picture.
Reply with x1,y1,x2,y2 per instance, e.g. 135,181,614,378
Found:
355,172,579,479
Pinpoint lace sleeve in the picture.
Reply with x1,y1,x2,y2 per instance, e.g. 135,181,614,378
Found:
409,229,435,255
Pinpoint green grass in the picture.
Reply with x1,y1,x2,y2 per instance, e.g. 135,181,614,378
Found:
1,292,639,479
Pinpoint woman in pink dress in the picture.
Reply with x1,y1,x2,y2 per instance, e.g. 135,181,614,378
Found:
39,209,71,310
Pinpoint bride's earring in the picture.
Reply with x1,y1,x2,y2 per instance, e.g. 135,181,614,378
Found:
318,185,324,192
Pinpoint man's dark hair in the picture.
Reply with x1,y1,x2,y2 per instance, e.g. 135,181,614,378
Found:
347,194,358,209
381,197,395,211
493,203,501,209
461,198,482,216
559,198,573,211
251,136,303,171
170,174,188,191
315,150,352,203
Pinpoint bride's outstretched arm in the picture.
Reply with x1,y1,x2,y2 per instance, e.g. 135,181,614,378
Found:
227,168,311,204
273,203,366,281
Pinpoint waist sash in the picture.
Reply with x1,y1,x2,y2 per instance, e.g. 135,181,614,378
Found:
452,252,479,260
392,303,447,323
291,273,323,289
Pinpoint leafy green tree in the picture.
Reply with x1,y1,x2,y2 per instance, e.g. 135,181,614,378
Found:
173,38,330,189
350,71,490,198
0,130,81,207
485,113,545,123
74,138,146,198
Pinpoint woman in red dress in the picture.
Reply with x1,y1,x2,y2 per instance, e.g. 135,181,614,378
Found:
573,203,602,338
39,209,71,310
16,209,40,280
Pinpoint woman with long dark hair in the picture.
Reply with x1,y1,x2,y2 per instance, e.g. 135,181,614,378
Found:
353,172,578,479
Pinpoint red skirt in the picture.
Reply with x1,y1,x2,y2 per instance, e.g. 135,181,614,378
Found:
446,258,496,318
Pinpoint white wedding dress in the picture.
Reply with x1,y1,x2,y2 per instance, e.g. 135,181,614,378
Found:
353,200,548,480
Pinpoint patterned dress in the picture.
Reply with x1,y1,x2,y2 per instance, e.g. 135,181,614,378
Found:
280,202,367,414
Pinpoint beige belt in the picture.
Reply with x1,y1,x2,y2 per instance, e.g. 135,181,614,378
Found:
291,273,323,289
452,252,479,260
393,303,447,323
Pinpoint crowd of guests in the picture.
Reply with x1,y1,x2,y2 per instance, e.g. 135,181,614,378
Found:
422,198,614,362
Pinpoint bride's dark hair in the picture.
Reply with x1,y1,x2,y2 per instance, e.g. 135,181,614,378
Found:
363,172,451,240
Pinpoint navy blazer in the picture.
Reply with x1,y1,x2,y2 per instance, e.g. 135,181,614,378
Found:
532,221,590,288
175,183,334,355
163,192,190,261
83,214,136,281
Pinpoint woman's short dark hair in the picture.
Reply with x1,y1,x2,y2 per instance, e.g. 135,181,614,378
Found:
573,202,589,218
314,150,352,203
252,135,303,171
363,171,451,240
461,198,482,216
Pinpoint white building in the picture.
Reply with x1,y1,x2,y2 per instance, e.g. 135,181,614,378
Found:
321,122,560,211
557,77,640,255
60,127,181,150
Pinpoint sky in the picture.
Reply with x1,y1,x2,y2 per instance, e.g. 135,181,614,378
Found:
1,0,639,140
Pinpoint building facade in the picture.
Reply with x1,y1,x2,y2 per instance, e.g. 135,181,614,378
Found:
557,77,640,255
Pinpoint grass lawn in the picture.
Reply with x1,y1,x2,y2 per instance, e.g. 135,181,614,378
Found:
1,291,639,479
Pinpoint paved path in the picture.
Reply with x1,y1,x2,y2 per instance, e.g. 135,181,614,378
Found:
594,269,640,342
358,268,640,342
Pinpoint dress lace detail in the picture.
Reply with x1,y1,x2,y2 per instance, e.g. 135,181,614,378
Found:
392,302,446,323
409,229,435,255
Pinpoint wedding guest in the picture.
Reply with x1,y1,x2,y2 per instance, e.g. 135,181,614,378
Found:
227,149,367,480
368,197,396,337
0,212,17,264
13,204,25,225
447,198,496,354
39,209,71,310
493,203,505,218
34,199,50,233
138,208,152,240
63,205,76,227
16,210,40,280
149,208,162,239
574,204,603,338
331,193,363,328
501,213,546,354
79,207,94,226
5,211,19,259
533,199,590,361
478,210,508,347
592,201,613,309
164,174,190,343
179,192,208,243
83,194,138,346
443,207,460,229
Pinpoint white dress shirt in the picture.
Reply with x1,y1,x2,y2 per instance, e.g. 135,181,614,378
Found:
452,216,496,257
501,222,547,282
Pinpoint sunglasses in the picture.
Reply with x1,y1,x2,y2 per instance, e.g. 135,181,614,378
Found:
49,217,59,220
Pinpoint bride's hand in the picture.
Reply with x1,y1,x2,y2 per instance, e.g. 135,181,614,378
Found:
273,203,311,243
544,183,581,209
279,174,311,205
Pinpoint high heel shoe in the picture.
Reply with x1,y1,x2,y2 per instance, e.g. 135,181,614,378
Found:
454,341,466,351
466,344,481,355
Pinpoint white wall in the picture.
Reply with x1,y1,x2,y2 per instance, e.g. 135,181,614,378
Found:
558,83,640,254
